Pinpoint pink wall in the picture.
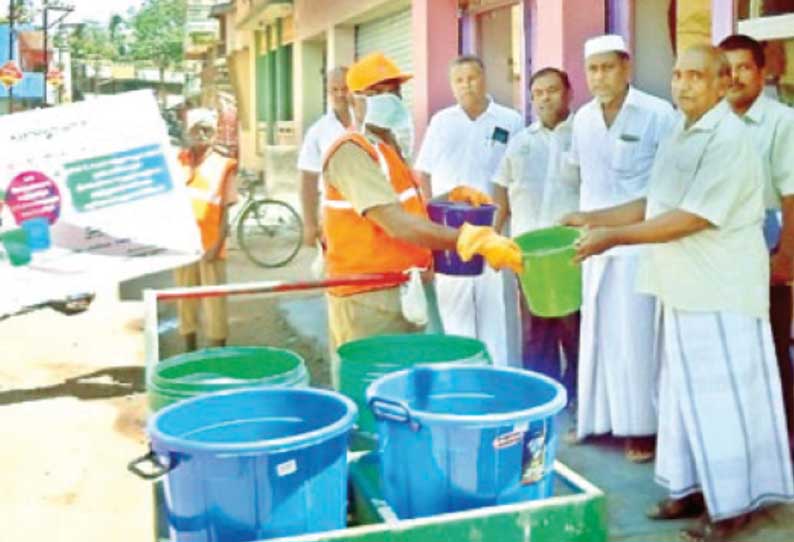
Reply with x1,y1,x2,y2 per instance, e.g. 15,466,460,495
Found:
531,0,606,109
411,0,458,150
294,0,402,40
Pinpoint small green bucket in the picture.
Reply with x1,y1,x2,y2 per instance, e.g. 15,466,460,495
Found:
0,228,32,266
148,346,309,412
515,226,582,318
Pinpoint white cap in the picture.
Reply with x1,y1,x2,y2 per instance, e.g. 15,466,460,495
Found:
584,34,629,59
185,108,218,130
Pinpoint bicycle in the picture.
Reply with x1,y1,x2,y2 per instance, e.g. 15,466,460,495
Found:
231,169,303,268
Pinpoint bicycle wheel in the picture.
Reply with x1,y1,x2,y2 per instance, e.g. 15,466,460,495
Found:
237,199,303,268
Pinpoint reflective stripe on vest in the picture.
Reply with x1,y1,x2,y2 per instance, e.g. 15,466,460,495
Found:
321,132,432,297
180,150,236,254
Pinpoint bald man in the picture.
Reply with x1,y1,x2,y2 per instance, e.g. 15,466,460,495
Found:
566,45,794,542
297,67,353,246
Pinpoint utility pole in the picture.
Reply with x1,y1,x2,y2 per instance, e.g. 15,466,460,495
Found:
42,0,47,105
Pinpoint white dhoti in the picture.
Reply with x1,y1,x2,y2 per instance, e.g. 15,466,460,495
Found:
435,266,508,365
655,306,794,520
577,254,658,439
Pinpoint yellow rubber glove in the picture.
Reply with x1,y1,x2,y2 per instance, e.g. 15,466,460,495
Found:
456,223,523,273
448,186,493,207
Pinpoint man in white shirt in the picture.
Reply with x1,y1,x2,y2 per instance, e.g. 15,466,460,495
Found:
415,55,523,366
493,67,579,410
570,44,794,542
297,67,352,246
719,34,794,456
567,35,675,461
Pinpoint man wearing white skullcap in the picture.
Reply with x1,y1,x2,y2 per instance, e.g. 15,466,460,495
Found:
561,34,675,462
172,107,239,351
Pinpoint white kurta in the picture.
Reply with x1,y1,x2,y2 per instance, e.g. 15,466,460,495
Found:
297,109,349,186
415,100,523,365
571,87,675,438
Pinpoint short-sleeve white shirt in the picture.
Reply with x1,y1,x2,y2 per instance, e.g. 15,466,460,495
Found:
636,101,768,319
492,116,578,235
738,94,794,211
570,87,675,211
415,99,524,197
297,110,349,174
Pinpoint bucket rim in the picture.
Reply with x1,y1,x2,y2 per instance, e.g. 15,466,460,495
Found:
514,225,581,257
150,346,306,390
366,365,567,427
426,200,498,212
337,333,487,356
148,386,358,455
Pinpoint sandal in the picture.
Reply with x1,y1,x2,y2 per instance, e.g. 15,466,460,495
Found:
626,436,656,463
646,494,705,520
679,513,751,542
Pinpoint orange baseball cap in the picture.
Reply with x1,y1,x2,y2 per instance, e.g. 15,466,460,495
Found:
346,52,413,93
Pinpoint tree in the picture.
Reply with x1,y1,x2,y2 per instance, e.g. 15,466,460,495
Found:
129,0,186,98
0,0,34,24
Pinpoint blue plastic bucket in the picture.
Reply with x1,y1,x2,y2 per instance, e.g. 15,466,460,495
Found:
134,388,357,542
427,201,496,275
366,366,566,519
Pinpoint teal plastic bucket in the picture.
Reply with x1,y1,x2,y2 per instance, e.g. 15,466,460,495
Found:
148,346,309,412
367,365,567,519
514,226,582,317
338,334,491,448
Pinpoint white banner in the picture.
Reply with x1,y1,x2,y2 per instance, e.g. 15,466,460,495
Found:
0,90,202,316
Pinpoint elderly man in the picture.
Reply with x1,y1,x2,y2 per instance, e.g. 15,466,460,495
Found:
493,67,579,410
719,34,794,454
569,45,794,542
297,67,352,247
569,34,675,461
415,55,524,366
321,52,521,388
173,108,239,351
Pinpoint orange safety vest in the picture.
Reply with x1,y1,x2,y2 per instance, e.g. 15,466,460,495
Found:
322,132,432,297
179,149,237,258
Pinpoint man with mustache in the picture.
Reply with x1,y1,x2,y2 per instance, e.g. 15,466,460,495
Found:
565,35,675,462
415,56,524,367
719,34,794,457
571,44,794,542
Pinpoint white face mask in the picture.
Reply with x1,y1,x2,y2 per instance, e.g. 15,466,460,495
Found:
362,93,415,160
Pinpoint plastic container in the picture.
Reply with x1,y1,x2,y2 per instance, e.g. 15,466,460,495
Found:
514,226,582,317
0,228,31,266
21,217,51,251
131,387,357,542
339,334,491,447
148,346,309,412
427,201,496,275
366,365,566,519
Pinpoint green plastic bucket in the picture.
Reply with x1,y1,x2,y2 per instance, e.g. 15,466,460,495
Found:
515,226,582,318
148,346,309,412
338,334,491,448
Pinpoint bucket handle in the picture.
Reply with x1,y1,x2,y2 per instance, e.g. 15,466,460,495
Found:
368,396,420,431
128,450,174,481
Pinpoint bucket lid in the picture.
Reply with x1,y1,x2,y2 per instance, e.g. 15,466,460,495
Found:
366,365,567,428
148,387,357,455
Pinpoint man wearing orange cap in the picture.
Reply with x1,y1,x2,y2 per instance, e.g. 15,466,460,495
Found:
321,52,520,388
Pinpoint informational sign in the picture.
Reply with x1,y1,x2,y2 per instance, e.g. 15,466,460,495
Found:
0,90,202,316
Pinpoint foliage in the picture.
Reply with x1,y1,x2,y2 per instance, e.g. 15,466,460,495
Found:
60,23,118,61
0,0,34,24
129,0,186,72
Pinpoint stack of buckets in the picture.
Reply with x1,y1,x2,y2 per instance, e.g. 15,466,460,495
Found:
133,346,356,542
133,222,580,540
338,334,491,449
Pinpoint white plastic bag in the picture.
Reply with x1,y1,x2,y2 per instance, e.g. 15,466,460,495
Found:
311,241,325,279
400,267,428,326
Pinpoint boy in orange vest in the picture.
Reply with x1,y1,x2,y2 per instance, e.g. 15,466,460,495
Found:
173,108,238,351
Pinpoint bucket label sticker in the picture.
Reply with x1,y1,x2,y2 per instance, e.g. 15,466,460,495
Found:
521,421,548,485
493,430,524,450
276,459,297,477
